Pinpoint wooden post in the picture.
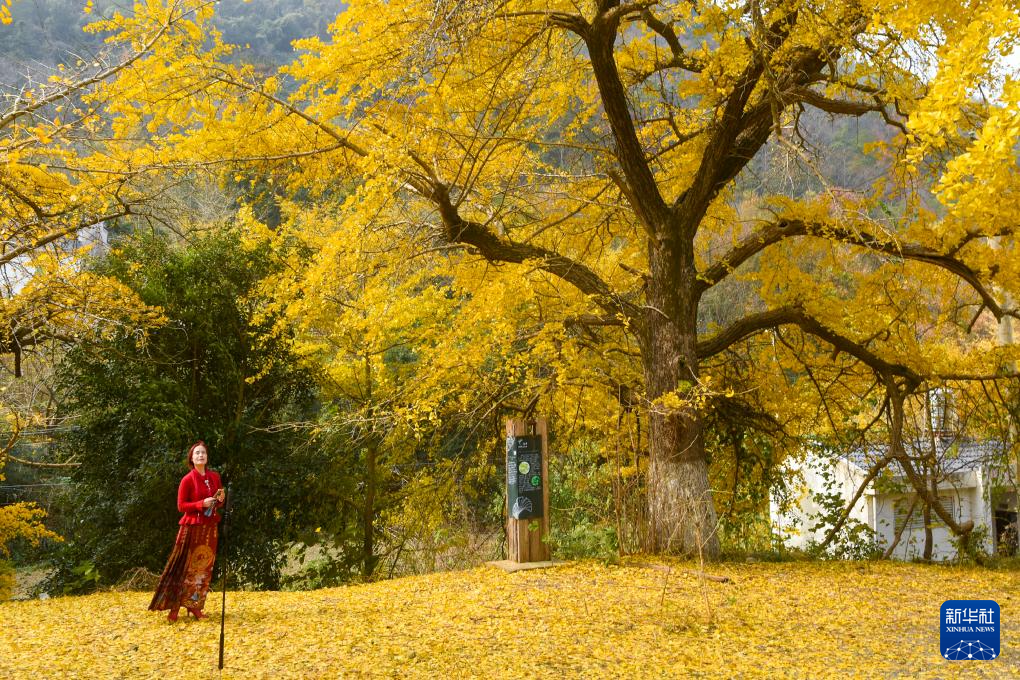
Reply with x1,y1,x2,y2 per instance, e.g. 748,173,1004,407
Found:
506,418,550,562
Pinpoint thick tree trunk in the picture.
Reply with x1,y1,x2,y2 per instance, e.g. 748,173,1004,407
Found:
647,449,719,556
642,235,720,558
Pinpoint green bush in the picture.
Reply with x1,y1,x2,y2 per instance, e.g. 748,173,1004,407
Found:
45,229,321,592
546,440,619,563
950,525,991,564
805,466,881,560
281,550,357,591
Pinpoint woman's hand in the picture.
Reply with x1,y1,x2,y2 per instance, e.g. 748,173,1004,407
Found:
202,496,217,508
214,489,226,503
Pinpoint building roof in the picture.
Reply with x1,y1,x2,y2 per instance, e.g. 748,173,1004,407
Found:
843,438,1005,474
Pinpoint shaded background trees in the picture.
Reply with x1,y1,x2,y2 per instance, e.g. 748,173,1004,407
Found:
49,230,319,589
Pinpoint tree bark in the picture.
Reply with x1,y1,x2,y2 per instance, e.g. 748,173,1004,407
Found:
922,392,936,561
922,498,933,561
642,234,720,558
922,462,937,561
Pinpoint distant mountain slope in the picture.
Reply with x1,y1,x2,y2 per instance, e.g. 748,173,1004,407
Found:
0,0,339,80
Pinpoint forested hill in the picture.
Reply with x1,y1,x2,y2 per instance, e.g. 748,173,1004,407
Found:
0,0,339,77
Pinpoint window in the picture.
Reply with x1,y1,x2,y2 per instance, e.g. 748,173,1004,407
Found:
895,495,956,531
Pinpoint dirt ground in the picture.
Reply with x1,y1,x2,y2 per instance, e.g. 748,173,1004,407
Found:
11,564,51,600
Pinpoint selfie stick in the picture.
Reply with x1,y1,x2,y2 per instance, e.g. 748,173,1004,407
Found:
217,485,231,670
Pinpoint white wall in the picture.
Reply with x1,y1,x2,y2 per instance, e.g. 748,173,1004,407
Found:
872,488,976,561
772,459,996,560
771,455,869,550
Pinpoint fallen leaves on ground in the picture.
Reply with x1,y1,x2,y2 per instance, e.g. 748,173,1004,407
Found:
1,559,1017,678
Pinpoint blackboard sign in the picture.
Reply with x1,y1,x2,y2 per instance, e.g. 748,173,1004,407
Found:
506,434,543,519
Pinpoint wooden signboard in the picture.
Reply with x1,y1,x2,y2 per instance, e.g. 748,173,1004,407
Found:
506,418,550,562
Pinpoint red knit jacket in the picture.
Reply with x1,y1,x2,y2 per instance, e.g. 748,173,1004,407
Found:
177,468,223,526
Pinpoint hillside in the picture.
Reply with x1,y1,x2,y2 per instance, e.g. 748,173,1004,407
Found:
0,0,337,81
1,559,1017,678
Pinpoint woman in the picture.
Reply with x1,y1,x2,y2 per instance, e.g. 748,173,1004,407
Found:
149,441,226,622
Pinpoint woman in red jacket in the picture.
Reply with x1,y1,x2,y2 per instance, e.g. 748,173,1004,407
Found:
148,441,226,622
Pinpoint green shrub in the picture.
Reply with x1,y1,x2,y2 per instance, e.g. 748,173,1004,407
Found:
545,440,619,563
46,230,320,592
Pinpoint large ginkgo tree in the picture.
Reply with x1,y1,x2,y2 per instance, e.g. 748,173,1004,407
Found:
12,0,1020,558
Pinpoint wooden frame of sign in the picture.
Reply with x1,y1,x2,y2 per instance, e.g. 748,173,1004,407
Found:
506,418,550,562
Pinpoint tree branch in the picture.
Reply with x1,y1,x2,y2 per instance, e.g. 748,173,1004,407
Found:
672,9,800,235
788,86,885,116
0,210,130,266
585,7,669,230
0,3,182,130
696,218,800,290
885,382,974,537
4,453,80,468
430,183,640,322
639,8,704,73
816,449,894,552
696,305,923,382
698,219,1014,321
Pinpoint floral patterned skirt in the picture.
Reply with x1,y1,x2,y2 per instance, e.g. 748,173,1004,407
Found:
148,524,218,613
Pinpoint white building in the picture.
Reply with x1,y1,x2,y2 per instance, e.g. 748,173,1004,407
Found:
771,439,1016,560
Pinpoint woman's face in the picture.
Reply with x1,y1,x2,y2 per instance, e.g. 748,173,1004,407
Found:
192,445,208,467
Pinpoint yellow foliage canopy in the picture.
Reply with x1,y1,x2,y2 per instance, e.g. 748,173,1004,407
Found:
0,502,60,559
25,0,1010,555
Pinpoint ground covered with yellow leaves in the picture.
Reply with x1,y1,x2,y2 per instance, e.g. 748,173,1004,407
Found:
1,559,1017,678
